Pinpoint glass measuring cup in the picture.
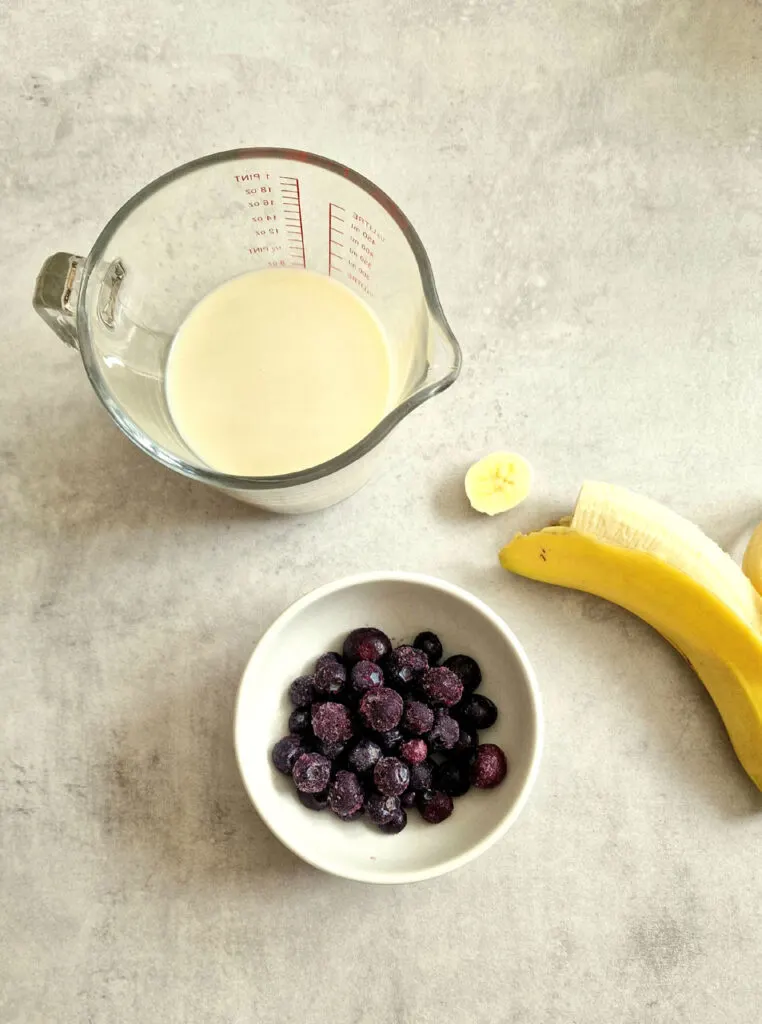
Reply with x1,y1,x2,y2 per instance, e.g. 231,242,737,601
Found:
33,149,461,513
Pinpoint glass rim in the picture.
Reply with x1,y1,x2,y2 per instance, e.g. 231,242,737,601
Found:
76,147,462,490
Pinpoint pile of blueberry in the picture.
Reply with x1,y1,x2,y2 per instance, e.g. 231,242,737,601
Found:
271,627,508,835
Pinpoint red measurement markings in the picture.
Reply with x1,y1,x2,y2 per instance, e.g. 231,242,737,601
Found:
351,212,385,243
328,203,346,277
279,176,306,268
234,171,283,259
346,213,381,293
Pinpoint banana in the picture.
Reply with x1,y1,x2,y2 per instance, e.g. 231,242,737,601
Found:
742,520,762,596
571,483,762,632
465,452,532,516
499,482,762,791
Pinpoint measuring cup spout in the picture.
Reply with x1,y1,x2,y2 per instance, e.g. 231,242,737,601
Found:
33,252,84,349
425,313,462,394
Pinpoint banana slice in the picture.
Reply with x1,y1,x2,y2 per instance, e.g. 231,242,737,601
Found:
465,452,532,516
743,520,762,596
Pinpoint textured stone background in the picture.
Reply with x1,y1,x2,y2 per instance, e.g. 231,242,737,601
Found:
2,1,762,1021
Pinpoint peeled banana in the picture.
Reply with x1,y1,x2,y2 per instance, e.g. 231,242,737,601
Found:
499,481,762,791
742,520,762,597
465,452,532,516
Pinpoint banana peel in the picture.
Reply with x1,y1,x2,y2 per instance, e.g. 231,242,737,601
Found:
500,526,762,790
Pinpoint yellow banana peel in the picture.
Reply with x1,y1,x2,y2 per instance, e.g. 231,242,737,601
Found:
500,526,762,791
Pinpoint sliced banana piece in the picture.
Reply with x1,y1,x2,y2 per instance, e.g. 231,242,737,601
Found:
465,452,532,516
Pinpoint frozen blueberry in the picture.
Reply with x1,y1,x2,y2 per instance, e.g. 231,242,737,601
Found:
317,739,347,761
282,631,503,830
328,770,364,817
338,806,364,822
374,756,410,796
343,627,392,665
422,667,464,708
350,659,384,697
360,774,378,800
470,744,508,788
359,687,403,732
407,760,434,792
311,702,354,743
436,759,471,797
292,752,332,793
383,645,428,690
298,789,329,811
413,631,443,666
288,708,312,736
314,659,347,699
428,710,460,751
315,651,343,672
454,725,479,758
457,694,498,731
271,735,304,775
400,738,428,765
366,791,402,827
378,807,407,834
347,737,382,775
402,699,435,736
443,654,482,692
289,675,315,708
376,727,404,753
418,789,454,824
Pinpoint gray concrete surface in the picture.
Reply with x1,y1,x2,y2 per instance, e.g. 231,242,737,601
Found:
3,1,762,1021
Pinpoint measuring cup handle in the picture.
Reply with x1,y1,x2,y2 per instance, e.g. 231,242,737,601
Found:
33,252,84,349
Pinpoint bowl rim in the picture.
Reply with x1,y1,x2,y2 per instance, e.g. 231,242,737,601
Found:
234,570,544,884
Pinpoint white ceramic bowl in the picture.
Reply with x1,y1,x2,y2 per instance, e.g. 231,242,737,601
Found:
235,572,543,884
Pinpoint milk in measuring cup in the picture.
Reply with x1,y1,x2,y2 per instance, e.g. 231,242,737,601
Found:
165,268,391,476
